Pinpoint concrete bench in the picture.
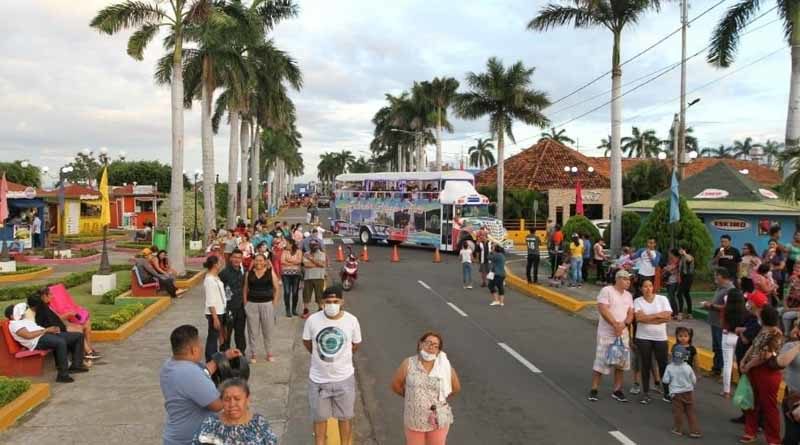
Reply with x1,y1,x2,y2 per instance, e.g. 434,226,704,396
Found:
131,266,159,297
0,319,51,377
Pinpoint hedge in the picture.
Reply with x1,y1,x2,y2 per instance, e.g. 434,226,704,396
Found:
562,215,602,243
92,303,146,331
99,287,129,305
115,242,152,250
602,211,642,247
42,248,98,259
0,377,31,408
0,264,131,302
0,265,48,276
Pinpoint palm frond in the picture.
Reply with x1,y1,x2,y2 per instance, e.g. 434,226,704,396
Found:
527,4,599,31
127,23,160,60
90,1,168,35
707,0,763,67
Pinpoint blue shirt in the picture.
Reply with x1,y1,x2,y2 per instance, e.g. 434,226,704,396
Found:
160,358,220,445
583,239,592,259
662,362,696,395
490,252,506,277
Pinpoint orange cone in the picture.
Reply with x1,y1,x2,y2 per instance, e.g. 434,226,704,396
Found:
361,245,369,262
391,245,400,262
336,244,345,262
433,248,441,263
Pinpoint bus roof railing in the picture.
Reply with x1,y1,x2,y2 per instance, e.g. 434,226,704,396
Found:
335,171,474,182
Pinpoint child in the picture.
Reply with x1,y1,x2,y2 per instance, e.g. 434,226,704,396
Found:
663,345,701,438
674,326,697,370
549,257,570,288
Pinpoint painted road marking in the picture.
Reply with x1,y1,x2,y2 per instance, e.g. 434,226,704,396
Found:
446,302,468,317
497,342,542,374
418,280,432,290
609,430,636,445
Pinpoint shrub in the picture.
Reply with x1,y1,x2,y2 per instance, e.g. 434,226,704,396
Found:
562,215,601,243
0,264,130,302
0,377,31,408
92,303,146,331
99,288,128,305
115,242,152,250
632,197,713,272
42,248,98,259
0,265,48,276
602,211,642,247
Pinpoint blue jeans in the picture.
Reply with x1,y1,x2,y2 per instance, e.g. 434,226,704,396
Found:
711,325,723,373
462,262,472,285
570,257,583,284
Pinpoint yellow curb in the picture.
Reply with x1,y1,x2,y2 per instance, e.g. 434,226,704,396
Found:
91,297,171,342
327,418,341,445
0,383,50,431
0,267,53,283
176,270,206,289
505,268,596,313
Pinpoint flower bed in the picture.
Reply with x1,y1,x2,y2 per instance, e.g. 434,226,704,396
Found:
0,377,30,409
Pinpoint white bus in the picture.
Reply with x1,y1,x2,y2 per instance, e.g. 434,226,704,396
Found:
331,171,510,251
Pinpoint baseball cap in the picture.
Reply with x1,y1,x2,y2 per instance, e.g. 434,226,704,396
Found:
746,290,768,309
615,270,632,280
141,248,152,257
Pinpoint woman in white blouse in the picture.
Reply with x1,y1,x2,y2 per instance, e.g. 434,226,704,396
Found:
203,255,227,362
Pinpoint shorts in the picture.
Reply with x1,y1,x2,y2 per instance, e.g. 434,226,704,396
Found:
488,275,505,295
308,375,356,422
592,333,630,375
479,263,490,274
303,279,325,305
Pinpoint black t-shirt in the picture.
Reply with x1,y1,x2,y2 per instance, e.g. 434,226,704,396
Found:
735,314,761,362
716,246,742,278
247,269,274,303
219,265,245,309
34,305,66,332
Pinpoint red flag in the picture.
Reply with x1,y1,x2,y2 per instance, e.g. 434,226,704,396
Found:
575,180,584,216
0,173,8,222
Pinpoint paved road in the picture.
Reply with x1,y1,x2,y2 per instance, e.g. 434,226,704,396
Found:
338,244,745,445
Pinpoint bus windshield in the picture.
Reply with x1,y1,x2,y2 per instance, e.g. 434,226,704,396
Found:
458,205,490,218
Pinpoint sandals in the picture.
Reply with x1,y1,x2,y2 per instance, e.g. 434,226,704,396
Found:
671,429,683,437
738,435,756,444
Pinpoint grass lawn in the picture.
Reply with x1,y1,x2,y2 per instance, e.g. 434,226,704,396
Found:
0,264,48,276
3,271,155,327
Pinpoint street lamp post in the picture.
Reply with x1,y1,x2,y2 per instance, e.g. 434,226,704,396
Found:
193,171,201,241
58,166,74,252
98,147,112,275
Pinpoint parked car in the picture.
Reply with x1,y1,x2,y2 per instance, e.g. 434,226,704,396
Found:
591,219,610,238
317,196,331,208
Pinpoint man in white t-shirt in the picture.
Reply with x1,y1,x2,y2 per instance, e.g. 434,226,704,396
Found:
31,210,42,248
589,270,634,403
302,285,362,445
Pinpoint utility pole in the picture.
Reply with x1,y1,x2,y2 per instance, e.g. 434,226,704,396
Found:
677,0,688,178
672,113,680,166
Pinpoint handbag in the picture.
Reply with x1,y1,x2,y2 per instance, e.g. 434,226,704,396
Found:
605,336,630,370
486,271,495,281
733,374,755,410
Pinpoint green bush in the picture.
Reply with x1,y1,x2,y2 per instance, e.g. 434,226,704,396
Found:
92,303,146,331
476,185,548,221
99,288,128,305
0,264,130,302
0,265,48,276
632,197,713,272
115,242,152,250
602,211,642,247
42,248,98,259
562,215,601,243
0,377,31,408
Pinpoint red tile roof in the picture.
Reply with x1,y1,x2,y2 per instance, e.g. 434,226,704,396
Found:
585,157,781,187
475,139,610,189
37,184,100,199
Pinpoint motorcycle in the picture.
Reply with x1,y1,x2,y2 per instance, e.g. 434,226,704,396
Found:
341,247,359,291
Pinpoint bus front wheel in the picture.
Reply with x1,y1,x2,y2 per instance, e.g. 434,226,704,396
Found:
359,228,372,245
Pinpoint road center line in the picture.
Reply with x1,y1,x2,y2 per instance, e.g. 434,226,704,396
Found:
497,342,542,374
446,302,468,317
608,430,637,445
417,280,431,290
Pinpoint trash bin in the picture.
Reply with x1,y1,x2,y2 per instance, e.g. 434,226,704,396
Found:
153,230,168,251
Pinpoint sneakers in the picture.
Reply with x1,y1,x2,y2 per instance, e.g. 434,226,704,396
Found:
588,389,599,401
466,284,473,289
639,395,651,405
490,301,500,306
611,390,628,403
56,375,75,383
68,366,90,373
499,302,505,306
662,394,672,403
85,351,102,360
629,383,641,395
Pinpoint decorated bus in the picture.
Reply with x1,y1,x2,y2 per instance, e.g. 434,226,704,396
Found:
331,171,511,251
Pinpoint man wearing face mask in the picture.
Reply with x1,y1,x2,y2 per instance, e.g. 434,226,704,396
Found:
302,285,362,445
302,239,328,318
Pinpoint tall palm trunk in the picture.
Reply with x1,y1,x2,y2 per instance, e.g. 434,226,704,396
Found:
496,129,505,223
200,56,216,239
609,31,624,256
435,109,443,171
250,126,261,219
169,37,186,275
239,119,250,222
226,110,240,228
786,17,800,179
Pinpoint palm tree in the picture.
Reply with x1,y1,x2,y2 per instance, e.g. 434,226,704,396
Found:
662,126,698,158
732,137,763,160
762,139,784,167
468,138,496,168
333,150,356,174
529,0,662,254
317,153,338,192
598,134,612,156
539,127,575,145
708,1,800,179
621,127,661,158
418,77,459,171
348,156,372,173
455,57,550,221
390,87,436,171
700,144,734,158
90,0,206,275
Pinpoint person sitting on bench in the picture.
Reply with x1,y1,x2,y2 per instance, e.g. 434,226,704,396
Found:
136,248,178,298
28,288,101,360
5,303,88,383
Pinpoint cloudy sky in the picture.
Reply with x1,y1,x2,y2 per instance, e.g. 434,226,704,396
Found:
0,0,790,183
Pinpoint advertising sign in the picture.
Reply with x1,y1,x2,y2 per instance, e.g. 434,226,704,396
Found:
13,224,32,248
711,218,750,232
694,188,729,199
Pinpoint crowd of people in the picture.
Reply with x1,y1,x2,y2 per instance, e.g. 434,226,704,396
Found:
585,223,800,444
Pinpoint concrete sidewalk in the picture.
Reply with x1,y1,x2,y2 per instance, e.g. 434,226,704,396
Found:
505,255,716,354
0,282,330,444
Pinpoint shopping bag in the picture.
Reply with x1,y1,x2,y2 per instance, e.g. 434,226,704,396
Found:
733,374,754,410
486,271,495,281
605,336,630,370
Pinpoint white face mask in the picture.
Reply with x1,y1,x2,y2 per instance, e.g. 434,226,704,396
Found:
420,350,438,362
323,303,341,318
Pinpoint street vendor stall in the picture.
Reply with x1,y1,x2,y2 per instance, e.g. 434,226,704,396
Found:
0,181,47,250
